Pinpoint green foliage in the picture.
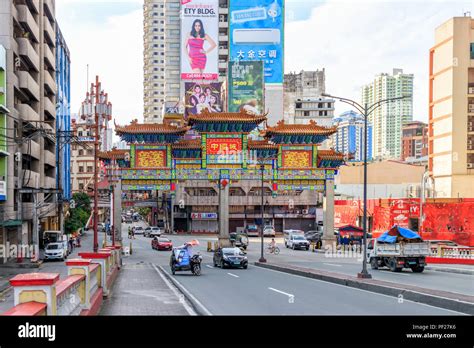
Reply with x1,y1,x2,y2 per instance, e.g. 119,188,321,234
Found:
136,207,151,218
65,207,90,235
72,192,91,212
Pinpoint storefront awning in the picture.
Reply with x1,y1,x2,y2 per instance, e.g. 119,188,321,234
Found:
0,220,23,227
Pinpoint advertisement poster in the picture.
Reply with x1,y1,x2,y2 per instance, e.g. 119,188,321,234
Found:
181,0,219,80
229,0,284,84
228,61,264,114
184,82,223,117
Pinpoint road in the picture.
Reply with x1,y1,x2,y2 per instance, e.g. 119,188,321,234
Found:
123,222,465,315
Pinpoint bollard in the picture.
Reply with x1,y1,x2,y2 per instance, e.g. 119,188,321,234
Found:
130,242,133,255
207,241,212,252
311,242,315,252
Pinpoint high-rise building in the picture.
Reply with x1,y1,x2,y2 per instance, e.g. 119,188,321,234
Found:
361,68,414,160
0,0,61,259
401,121,428,162
284,69,326,123
429,16,474,198
333,110,372,162
292,97,335,128
143,0,230,123
55,26,71,200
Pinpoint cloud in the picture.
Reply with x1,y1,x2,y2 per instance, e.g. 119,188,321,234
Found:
285,0,472,121
57,3,144,141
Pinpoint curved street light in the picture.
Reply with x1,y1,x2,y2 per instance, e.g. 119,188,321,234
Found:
322,92,410,279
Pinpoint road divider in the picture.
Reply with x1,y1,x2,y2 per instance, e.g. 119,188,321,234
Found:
255,262,474,315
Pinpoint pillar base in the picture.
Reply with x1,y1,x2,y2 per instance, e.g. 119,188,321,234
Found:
218,237,232,248
357,272,372,279
258,257,267,263
321,236,336,248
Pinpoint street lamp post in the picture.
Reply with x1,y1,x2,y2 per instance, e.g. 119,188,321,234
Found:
322,93,409,279
259,163,266,263
80,76,112,252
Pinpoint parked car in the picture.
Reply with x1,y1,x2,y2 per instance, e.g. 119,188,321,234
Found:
305,230,323,243
244,224,259,237
133,226,144,235
213,247,248,269
152,237,173,251
230,232,249,250
146,227,162,238
143,227,152,237
97,223,106,232
263,225,276,237
283,229,304,247
287,234,310,250
44,242,67,261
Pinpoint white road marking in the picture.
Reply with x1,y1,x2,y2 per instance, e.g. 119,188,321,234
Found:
151,264,196,316
227,273,239,278
268,287,294,298
157,265,213,316
323,263,342,267
206,265,214,269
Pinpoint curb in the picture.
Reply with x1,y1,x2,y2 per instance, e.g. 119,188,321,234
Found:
157,265,212,316
425,266,474,275
254,262,474,315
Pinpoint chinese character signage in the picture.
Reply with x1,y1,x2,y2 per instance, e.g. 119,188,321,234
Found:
228,61,264,114
205,135,243,165
282,150,312,168
184,82,223,118
180,0,219,80
136,150,166,168
229,0,284,84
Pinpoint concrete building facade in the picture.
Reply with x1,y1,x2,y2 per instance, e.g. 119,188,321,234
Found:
333,110,372,162
362,68,414,160
429,16,474,198
70,118,95,195
401,121,428,162
0,0,60,262
292,97,335,127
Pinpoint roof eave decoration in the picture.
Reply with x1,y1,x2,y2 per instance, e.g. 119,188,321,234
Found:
318,149,345,168
262,120,337,144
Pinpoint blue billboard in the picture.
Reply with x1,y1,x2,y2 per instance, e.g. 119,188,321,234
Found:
229,0,284,85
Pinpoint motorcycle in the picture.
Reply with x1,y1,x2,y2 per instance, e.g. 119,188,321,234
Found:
170,247,202,276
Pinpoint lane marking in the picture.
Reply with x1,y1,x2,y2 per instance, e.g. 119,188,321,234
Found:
151,264,196,316
323,263,342,267
227,273,239,278
157,265,213,316
206,265,214,269
256,266,467,315
268,287,293,298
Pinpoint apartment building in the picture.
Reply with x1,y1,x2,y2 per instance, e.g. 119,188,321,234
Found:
70,117,95,195
429,16,474,197
362,68,414,160
0,0,60,261
292,97,335,128
143,0,230,123
401,121,428,162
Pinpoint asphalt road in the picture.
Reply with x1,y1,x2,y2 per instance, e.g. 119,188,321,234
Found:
124,223,465,315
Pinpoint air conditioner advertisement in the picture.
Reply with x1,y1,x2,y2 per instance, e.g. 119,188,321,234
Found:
229,0,284,84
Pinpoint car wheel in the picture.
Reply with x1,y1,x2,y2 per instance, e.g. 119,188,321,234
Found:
220,260,225,269
243,264,248,269
171,264,176,275
292,245,295,250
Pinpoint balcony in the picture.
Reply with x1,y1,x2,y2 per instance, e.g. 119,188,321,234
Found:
17,4,39,42
43,43,55,70
44,96,56,118
44,150,56,167
18,71,40,101
22,140,41,160
22,169,40,189
219,21,228,28
43,16,55,46
219,48,228,56
43,0,55,22
17,103,40,122
219,7,228,14
44,70,56,95
44,176,56,189
27,0,40,14
18,38,39,72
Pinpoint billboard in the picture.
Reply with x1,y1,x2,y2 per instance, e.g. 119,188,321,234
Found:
229,0,284,84
184,82,223,117
228,61,264,114
180,0,219,80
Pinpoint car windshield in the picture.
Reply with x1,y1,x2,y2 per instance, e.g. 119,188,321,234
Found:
293,236,306,240
135,227,143,230
46,244,59,250
247,225,257,230
222,248,243,256
158,238,170,242
152,227,160,230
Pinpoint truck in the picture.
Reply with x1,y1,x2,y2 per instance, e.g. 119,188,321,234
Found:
367,226,430,273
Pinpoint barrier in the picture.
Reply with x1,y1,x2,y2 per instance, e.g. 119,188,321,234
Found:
2,246,122,316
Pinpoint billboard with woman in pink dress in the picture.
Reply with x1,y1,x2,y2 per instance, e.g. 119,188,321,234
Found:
181,0,218,80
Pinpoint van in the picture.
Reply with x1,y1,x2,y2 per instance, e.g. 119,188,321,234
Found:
283,229,304,247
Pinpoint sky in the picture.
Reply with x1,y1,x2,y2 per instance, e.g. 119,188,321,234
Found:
56,0,473,133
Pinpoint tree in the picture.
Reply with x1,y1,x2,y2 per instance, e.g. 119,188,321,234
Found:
65,193,92,234
72,192,92,212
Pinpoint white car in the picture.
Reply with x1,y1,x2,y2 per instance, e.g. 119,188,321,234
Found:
44,242,67,261
133,226,144,235
283,229,304,247
287,234,310,250
263,225,276,237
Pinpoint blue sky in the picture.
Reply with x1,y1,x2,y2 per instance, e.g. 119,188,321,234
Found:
56,0,473,130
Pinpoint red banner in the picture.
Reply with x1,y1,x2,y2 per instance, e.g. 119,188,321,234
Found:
206,138,242,155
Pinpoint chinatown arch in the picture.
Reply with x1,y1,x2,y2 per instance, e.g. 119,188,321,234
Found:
99,110,345,247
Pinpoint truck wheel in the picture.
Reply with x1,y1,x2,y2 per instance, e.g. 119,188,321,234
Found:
388,258,400,272
411,265,424,273
370,258,378,270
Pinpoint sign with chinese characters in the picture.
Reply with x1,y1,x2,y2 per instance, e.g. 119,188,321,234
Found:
229,0,284,84
191,213,218,220
282,150,312,168
228,61,264,114
205,135,244,165
180,0,219,80
135,150,166,168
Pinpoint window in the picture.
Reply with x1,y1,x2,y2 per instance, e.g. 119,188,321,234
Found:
87,166,93,173
87,149,93,156
471,43,474,59
79,183,84,190
78,149,84,156
79,166,84,173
